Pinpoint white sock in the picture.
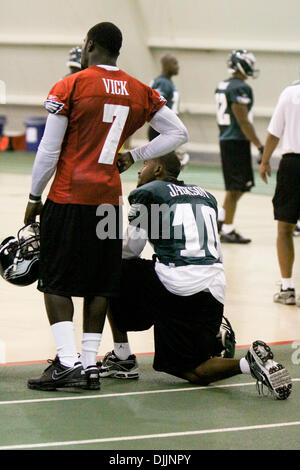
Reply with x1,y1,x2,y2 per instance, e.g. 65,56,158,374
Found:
221,223,234,234
239,357,251,374
281,278,294,290
114,342,131,360
81,333,102,369
51,321,79,368
218,207,225,222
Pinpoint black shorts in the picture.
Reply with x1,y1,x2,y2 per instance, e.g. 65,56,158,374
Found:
38,199,122,297
273,154,300,224
109,258,223,376
220,139,254,192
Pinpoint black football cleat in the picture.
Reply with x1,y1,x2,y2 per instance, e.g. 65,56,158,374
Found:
27,356,87,391
220,230,251,244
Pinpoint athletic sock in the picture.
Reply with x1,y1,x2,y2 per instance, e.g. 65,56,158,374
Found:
51,321,79,368
81,333,102,369
221,223,234,234
281,278,294,290
239,357,251,374
218,207,225,222
114,342,132,360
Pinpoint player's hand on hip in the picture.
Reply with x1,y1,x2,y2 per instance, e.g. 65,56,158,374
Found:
24,201,43,225
259,162,271,184
117,152,134,174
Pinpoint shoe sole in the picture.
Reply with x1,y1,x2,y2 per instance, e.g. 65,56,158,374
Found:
27,379,87,391
99,370,139,379
274,297,296,305
250,341,292,400
220,238,251,244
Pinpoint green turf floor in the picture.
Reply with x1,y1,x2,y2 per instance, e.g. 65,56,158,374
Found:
0,345,299,450
0,151,277,196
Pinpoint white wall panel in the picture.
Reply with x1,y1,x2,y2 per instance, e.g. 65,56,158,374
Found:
1,0,300,149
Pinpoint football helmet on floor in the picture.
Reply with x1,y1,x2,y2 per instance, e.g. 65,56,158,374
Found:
0,223,40,286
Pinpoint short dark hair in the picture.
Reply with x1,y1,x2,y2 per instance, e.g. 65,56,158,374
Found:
157,152,181,178
87,22,122,56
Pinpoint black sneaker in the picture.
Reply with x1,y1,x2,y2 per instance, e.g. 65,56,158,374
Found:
97,351,139,379
27,356,87,391
215,316,236,358
83,365,100,390
220,230,251,244
245,340,292,400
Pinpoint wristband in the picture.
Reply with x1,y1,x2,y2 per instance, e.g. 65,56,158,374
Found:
28,198,41,204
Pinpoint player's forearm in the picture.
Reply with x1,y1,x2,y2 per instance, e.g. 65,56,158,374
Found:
239,121,262,148
130,106,188,162
262,132,279,164
30,114,68,197
122,225,147,259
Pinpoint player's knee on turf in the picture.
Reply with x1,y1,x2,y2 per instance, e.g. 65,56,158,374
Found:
182,370,211,386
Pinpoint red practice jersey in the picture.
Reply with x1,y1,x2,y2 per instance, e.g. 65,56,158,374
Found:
44,65,166,205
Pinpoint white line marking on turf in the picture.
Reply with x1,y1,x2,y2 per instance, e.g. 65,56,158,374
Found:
1,421,300,449
0,378,299,406
0,382,258,405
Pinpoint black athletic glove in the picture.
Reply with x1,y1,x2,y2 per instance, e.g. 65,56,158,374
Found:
256,145,264,164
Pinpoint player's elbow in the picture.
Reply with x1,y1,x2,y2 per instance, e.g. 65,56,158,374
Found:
177,124,189,146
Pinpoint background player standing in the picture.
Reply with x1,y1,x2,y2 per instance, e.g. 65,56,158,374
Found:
148,53,190,168
260,81,300,306
23,22,188,392
215,50,264,243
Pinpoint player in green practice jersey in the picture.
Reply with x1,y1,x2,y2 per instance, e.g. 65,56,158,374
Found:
148,53,190,169
97,152,292,400
215,50,264,244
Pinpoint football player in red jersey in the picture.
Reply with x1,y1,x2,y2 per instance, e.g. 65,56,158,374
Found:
24,22,188,392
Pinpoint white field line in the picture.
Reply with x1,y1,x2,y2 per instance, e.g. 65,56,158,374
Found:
1,421,300,450
0,378,299,406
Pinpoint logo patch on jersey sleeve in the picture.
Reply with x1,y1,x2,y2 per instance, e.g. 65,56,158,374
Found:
236,95,251,105
44,99,65,114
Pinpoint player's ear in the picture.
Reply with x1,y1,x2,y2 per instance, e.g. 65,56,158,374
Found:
87,39,95,53
154,164,163,177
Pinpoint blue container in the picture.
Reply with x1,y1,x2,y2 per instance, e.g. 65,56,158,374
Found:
24,116,47,152
0,115,7,136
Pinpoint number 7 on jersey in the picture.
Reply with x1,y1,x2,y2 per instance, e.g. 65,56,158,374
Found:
98,104,130,164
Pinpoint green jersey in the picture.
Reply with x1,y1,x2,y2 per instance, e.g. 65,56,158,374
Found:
215,77,253,140
128,179,222,267
150,75,179,114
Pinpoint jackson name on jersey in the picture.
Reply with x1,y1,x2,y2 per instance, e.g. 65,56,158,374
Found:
128,180,222,267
